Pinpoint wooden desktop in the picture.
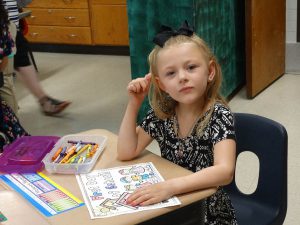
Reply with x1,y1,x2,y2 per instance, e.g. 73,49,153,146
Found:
0,129,216,225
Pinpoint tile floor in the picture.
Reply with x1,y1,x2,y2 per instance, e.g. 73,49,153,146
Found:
15,52,299,225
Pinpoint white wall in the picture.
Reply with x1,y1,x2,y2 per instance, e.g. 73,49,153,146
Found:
286,0,298,43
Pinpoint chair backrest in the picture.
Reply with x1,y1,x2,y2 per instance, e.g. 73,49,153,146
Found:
225,113,288,224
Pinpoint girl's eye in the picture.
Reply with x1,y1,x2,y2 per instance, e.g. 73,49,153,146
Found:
187,65,197,71
165,71,175,76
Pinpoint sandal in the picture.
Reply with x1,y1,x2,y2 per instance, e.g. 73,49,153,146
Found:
39,96,71,116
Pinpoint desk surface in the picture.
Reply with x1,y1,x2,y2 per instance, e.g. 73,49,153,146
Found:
0,129,215,225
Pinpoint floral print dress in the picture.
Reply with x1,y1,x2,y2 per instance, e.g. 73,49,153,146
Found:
140,102,238,225
0,100,29,151
0,24,14,62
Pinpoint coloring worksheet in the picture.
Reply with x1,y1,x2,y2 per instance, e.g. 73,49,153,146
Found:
76,162,181,218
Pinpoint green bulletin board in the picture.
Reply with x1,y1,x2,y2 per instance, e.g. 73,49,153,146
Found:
127,0,245,122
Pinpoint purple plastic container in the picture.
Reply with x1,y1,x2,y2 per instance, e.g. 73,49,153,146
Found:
0,136,60,173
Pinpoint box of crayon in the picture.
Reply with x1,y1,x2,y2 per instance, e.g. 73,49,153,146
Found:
43,135,107,174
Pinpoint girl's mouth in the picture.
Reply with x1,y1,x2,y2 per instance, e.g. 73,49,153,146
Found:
179,86,193,92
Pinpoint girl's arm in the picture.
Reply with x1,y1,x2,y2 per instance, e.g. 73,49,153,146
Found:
117,74,153,161
127,139,236,206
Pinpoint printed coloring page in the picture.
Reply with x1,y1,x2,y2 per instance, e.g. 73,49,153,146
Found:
76,162,181,218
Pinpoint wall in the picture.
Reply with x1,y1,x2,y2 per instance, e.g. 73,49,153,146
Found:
286,0,298,43
286,0,300,73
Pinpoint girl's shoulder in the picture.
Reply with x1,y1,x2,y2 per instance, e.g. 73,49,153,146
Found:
144,108,165,122
140,107,171,126
209,102,234,125
212,102,233,116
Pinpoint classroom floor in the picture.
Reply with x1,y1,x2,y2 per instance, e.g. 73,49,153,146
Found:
15,52,299,225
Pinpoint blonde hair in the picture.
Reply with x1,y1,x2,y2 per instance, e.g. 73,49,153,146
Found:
148,34,226,120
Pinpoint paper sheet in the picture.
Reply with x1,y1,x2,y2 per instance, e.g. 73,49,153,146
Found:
76,162,181,218
0,172,84,217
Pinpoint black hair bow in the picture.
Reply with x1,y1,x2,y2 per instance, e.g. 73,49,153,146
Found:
153,20,194,47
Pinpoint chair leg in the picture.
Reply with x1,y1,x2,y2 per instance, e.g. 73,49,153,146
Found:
28,50,38,72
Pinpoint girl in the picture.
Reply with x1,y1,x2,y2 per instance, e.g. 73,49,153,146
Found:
117,21,238,224
0,0,28,152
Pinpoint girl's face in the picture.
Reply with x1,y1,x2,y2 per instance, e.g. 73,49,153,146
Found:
155,42,215,106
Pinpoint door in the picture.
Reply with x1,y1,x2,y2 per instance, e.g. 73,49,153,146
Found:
245,0,285,98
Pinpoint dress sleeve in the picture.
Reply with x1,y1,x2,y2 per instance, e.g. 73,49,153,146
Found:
210,104,236,146
139,109,164,140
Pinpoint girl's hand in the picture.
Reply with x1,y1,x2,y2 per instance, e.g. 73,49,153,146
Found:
126,181,174,207
127,73,152,106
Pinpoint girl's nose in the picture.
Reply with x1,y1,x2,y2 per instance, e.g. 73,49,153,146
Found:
178,70,188,82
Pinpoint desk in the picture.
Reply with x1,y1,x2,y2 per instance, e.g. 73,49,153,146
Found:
0,129,216,225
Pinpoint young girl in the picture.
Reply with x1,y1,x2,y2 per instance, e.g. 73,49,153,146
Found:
117,21,238,224
0,0,28,152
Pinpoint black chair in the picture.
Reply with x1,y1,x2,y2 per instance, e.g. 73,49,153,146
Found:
225,113,288,225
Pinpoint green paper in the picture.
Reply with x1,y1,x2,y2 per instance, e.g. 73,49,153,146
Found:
0,211,7,222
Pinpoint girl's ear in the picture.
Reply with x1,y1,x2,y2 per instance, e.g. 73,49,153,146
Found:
155,76,166,91
208,60,216,82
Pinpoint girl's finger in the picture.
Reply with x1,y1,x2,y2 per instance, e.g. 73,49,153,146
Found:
127,188,146,203
127,84,136,92
130,193,151,206
145,73,152,80
134,82,142,93
128,75,151,93
139,197,156,206
140,79,149,92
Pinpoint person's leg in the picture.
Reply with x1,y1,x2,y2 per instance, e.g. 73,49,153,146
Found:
16,64,46,99
14,31,71,115
16,64,71,115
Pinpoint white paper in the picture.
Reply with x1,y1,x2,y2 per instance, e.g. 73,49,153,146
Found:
76,162,181,218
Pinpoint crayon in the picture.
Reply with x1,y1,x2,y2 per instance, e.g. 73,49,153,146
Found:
87,144,99,158
90,144,99,157
53,146,67,163
52,147,63,161
73,157,80,164
60,147,76,164
70,157,76,163
66,144,91,164
77,156,83,164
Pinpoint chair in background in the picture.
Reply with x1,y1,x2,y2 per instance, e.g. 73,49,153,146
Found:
225,113,288,225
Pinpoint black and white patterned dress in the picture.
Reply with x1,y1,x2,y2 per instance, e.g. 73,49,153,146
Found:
140,102,238,225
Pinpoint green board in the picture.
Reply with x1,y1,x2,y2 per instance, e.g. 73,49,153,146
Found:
127,0,245,122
